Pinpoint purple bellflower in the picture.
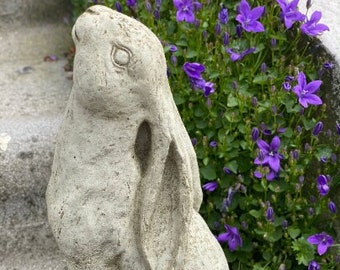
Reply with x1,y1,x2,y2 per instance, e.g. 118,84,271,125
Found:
183,62,205,79
293,72,322,108
173,0,201,23
312,121,323,136
276,0,305,29
236,0,265,32
218,8,229,25
328,201,337,213
115,1,122,12
308,260,320,270
266,206,274,222
336,121,340,135
126,0,137,7
307,232,333,255
251,127,260,141
226,47,256,62
202,181,218,192
254,166,278,181
254,136,283,172
203,81,215,97
217,224,242,251
317,174,330,196
301,11,329,36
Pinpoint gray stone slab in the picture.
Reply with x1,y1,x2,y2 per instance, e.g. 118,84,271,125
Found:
0,21,72,269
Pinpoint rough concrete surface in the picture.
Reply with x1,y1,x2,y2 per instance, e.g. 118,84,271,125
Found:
0,1,72,269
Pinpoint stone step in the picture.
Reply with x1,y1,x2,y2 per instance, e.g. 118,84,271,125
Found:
0,18,72,269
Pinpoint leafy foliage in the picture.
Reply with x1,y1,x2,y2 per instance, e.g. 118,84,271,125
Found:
71,0,339,269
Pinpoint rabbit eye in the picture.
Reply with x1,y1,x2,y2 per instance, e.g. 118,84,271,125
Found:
112,46,131,68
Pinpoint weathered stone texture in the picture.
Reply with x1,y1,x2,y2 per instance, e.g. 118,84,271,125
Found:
46,5,229,269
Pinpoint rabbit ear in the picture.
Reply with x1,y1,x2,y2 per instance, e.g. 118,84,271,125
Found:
134,131,192,269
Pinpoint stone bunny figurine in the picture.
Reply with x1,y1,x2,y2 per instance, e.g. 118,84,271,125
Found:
46,5,229,270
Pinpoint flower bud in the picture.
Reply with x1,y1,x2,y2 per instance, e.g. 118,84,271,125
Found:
328,201,337,213
223,32,229,46
270,38,277,48
215,23,221,35
312,121,323,136
266,207,274,222
115,1,122,12
251,127,259,141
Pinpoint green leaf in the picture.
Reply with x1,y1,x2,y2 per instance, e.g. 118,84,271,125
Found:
262,249,273,261
175,39,188,47
265,228,282,242
225,160,238,174
249,209,261,218
253,74,268,85
195,119,207,129
288,227,301,239
200,164,217,180
186,49,198,58
227,93,238,107
282,127,293,138
292,238,315,266
268,181,289,193
173,93,185,105
302,116,316,130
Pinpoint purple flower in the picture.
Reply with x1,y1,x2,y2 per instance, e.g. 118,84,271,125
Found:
115,1,122,12
183,62,205,79
336,122,340,135
293,72,322,108
236,0,265,32
217,224,242,251
254,167,278,181
173,0,201,23
276,0,305,29
153,9,160,20
266,207,274,222
301,11,329,37
169,45,178,52
223,187,235,208
312,121,323,136
271,38,277,47
191,137,197,146
236,25,243,37
323,62,334,70
202,181,218,192
223,32,229,46
308,260,320,270
254,136,283,172
156,0,162,8
251,127,260,141
218,8,229,24
145,1,152,12
204,82,215,97
328,201,337,213
126,0,137,7
282,81,291,91
214,23,221,35
171,55,177,66
317,174,330,196
223,167,232,175
226,47,256,62
209,140,217,148
307,232,333,255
